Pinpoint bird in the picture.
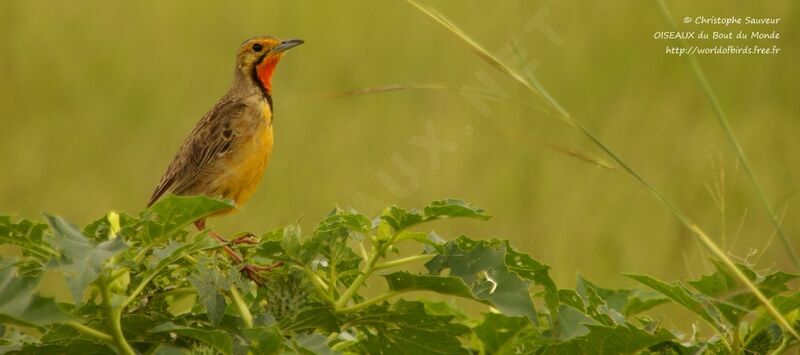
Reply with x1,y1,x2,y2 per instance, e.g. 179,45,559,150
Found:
147,36,304,283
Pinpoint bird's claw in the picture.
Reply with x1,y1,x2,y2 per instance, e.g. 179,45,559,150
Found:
240,261,284,285
231,233,259,245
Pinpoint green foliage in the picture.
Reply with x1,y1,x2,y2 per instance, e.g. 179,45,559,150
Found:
0,196,798,354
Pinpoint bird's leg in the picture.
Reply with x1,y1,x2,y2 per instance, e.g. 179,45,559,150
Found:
194,219,243,264
194,219,264,284
230,232,259,245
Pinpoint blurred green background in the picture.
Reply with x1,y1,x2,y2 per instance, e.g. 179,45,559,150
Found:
1,0,797,297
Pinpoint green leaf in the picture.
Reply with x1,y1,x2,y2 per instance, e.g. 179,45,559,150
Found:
381,200,490,231
290,333,340,355
315,207,372,236
505,242,559,321
150,322,233,355
555,304,596,340
279,306,339,334
474,313,538,354
422,199,490,221
750,291,800,337
745,323,782,354
241,325,283,354
82,212,138,243
542,323,674,354
0,266,71,327
688,260,799,323
576,277,668,318
381,206,425,231
302,209,366,286
426,236,538,324
188,256,229,326
382,271,475,299
352,300,470,355
45,214,128,303
142,195,235,241
0,216,53,273
149,344,189,355
625,273,726,332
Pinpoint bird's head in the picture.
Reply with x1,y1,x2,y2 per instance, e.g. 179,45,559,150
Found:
235,36,304,95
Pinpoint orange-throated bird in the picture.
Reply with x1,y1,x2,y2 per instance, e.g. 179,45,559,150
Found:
147,36,304,283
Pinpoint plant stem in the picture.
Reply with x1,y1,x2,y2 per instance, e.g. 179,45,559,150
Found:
338,291,403,313
295,265,335,304
335,246,381,309
65,320,113,343
153,287,196,300
99,278,135,355
373,254,435,271
329,254,338,300
229,286,253,328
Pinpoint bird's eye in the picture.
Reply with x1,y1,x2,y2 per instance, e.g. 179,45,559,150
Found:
251,43,264,52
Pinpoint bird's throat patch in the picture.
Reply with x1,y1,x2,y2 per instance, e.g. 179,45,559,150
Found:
256,55,282,94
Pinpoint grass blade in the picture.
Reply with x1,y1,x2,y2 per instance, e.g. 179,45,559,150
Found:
403,0,799,340
653,0,798,268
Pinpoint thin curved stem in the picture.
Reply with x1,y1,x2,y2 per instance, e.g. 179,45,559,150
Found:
373,254,435,271
338,291,404,313
229,287,253,328
65,320,113,343
99,278,135,355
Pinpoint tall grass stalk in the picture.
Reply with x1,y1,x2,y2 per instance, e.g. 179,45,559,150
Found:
654,0,799,268
403,0,799,339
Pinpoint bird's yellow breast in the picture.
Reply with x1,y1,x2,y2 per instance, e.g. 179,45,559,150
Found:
217,103,274,207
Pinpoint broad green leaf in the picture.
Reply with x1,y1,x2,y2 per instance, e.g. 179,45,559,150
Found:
255,226,287,261
474,313,538,354
0,329,37,353
315,207,372,236
302,209,366,286
750,291,800,337
505,243,559,321
383,271,475,299
625,274,726,332
381,200,490,231
352,300,470,355
82,212,138,243
576,277,668,318
555,304,596,340
0,266,71,326
279,306,338,334
45,214,128,303
423,199,490,221
426,236,538,323
0,216,53,273
242,325,283,354
688,260,798,324
745,323,782,354
576,282,625,326
395,231,444,252
188,256,229,326
542,323,674,354
149,344,189,355
381,206,425,231
142,195,235,242
290,333,340,355
13,341,114,354
150,322,233,355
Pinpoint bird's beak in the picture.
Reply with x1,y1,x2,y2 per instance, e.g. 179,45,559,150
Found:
272,39,304,54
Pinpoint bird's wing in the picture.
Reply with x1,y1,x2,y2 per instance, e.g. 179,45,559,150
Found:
147,99,253,207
